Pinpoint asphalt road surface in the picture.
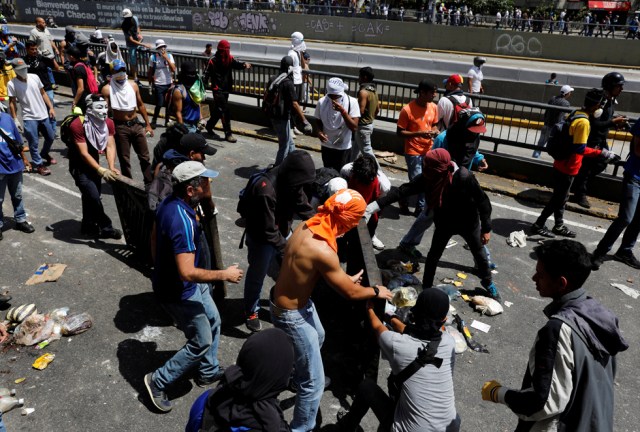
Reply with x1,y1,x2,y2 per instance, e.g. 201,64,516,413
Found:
0,100,638,431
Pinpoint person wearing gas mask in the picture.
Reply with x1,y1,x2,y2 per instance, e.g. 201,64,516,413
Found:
530,89,621,239
467,56,485,94
315,77,360,172
571,72,629,209
8,58,55,176
168,62,202,134
267,55,312,165
66,94,122,239
101,59,154,185
203,40,250,143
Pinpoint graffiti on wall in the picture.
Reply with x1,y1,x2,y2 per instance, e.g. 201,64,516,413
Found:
495,34,542,57
193,10,277,34
305,18,390,37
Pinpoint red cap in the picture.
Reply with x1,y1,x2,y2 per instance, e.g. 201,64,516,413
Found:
444,74,463,87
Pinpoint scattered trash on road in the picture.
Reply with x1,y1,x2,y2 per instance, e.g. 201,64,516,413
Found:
610,283,639,299
25,264,67,286
472,296,504,316
32,353,55,370
470,320,491,333
506,230,527,247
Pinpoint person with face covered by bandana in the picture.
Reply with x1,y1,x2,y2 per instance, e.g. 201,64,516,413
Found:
287,32,307,136
336,289,460,432
531,89,619,239
315,77,360,172
8,58,55,176
271,188,392,432
67,94,122,238
169,62,202,134
187,328,294,432
102,59,154,185
203,40,251,143
96,36,123,86
268,55,312,165
145,161,244,413
242,150,317,333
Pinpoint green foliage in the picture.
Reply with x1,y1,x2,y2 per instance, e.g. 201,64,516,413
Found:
465,0,513,14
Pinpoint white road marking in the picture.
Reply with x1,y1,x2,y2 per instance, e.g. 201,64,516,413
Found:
491,201,607,233
27,175,82,199
23,186,79,217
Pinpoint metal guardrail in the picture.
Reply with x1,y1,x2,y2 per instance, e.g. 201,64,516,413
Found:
14,33,634,177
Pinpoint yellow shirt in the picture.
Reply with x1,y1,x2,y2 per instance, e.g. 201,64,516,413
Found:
0,65,16,101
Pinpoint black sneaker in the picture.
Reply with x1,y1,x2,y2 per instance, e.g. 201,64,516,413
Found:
99,228,123,240
195,367,225,388
613,251,640,269
0,230,3,241
0,293,11,304
144,373,172,412
398,243,425,262
552,224,577,238
81,222,100,236
573,195,591,209
14,221,35,234
591,252,606,271
529,224,555,238
245,313,262,332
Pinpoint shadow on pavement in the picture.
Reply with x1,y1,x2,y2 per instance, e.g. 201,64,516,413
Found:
491,217,533,237
515,188,550,209
117,338,193,413
114,292,173,334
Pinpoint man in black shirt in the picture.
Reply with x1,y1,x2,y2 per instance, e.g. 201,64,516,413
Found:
24,40,57,132
267,56,312,165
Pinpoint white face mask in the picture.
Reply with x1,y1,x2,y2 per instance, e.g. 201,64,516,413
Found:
112,71,127,83
15,68,28,80
87,101,108,120
593,108,603,119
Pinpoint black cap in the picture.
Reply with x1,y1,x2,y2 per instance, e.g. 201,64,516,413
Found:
415,79,437,94
584,88,604,108
179,133,217,156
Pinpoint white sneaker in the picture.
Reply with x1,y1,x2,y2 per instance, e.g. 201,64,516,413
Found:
371,235,385,250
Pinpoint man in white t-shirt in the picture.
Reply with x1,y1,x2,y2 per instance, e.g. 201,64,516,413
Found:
315,77,360,171
148,39,176,128
438,74,473,130
7,58,55,176
467,56,485,94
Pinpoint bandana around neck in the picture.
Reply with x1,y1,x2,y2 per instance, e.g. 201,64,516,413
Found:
306,189,366,252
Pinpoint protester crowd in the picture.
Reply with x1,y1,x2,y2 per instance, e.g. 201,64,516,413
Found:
0,13,637,432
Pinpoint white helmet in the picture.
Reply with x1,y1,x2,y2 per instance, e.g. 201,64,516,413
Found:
122,8,133,18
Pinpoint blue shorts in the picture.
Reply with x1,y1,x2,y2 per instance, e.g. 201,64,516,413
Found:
128,45,138,65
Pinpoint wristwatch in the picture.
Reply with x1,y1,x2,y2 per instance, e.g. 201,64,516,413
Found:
372,286,380,298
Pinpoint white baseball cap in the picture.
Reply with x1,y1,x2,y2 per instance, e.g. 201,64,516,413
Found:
560,85,574,95
172,161,219,184
155,39,167,49
122,8,133,18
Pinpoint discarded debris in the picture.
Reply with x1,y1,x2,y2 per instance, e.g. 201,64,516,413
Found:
504,301,513,308
506,230,527,247
610,283,640,300
472,296,504,316
470,320,491,333
25,264,67,286
21,408,35,416
14,378,25,384
446,239,458,249
461,294,471,302
442,277,455,284
32,353,55,370
434,284,461,300
456,272,467,280
453,314,489,353
453,281,463,287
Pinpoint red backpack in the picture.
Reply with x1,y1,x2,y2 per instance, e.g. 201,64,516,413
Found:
447,95,471,126
76,62,99,95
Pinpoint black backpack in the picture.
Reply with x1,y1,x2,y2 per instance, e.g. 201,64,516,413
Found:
59,113,84,148
546,112,588,160
236,169,270,220
262,73,289,119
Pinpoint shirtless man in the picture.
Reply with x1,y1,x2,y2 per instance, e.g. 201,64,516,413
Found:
101,59,154,184
271,189,393,432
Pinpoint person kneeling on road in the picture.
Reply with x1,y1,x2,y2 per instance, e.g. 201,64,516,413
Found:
67,94,122,239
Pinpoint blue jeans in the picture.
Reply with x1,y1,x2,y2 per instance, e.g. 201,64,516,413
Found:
596,174,640,254
244,233,278,316
405,154,425,209
47,67,55,86
152,283,221,390
0,412,4,432
400,207,433,247
271,299,325,432
45,90,57,133
272,117,295,166
23,118,55,167
0,171,26,229
532,125,551,158
353,123,376,161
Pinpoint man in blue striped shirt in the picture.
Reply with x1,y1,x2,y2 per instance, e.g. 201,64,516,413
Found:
145,161,244,412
